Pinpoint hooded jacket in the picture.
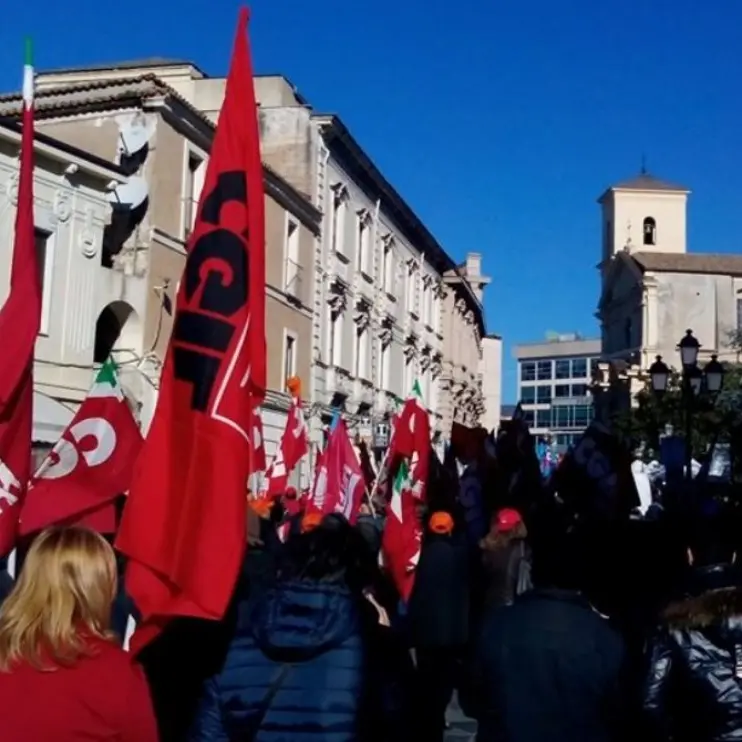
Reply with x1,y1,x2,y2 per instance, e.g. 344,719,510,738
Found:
644,565,742,742
188,578,365,742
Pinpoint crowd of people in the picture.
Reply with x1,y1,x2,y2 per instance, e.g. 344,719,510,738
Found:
0,472,741,742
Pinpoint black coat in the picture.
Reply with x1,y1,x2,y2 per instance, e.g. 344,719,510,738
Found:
462,588,628,742
407,531,469,648
644,565,742,742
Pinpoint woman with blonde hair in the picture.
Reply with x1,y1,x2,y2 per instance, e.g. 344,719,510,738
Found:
0,526,158,741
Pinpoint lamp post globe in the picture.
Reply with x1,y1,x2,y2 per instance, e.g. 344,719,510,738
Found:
704,354,725,394
687,364,703,397
649,355,670,394
678,329,700,368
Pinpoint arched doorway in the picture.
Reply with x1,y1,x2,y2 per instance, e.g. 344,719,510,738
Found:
93,301,142,363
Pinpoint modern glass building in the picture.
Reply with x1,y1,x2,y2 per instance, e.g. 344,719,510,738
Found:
513,333,601,451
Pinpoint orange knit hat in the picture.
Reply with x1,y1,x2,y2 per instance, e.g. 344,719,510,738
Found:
429,511,454,535
301,512,323,533
249,498,273,519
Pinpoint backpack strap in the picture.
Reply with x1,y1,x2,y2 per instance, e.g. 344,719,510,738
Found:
245,662,294,741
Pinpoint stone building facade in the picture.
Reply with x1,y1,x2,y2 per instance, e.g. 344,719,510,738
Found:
0,69,321,470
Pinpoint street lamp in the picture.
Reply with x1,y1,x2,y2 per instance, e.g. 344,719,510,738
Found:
678,328,700,368
649,356,670,394
650,329,725,485
704,354,725,394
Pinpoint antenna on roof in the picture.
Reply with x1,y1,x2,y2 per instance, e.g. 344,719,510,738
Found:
640,153,647,175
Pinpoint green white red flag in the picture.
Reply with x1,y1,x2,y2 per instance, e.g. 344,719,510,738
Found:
0,39,42,555
381,380,431,600
19,359,143,536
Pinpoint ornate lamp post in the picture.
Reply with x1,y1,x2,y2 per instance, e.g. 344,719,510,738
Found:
650,330,725,482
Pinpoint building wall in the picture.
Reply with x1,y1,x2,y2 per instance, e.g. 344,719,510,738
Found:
440,285,483,429
514,337,600,450
34,111,190,379
0,132,126,423
480,336,502,433
600,190,688,262
53,68,485,444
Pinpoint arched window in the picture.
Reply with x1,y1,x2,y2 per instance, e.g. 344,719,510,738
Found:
643,217,656,246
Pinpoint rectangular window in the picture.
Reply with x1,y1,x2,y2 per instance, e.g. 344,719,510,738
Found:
183,151,204,240
574,404,591,429
34,229,51,334
571,358,588,378
571,383,588,398
332,193,347,255
536,386,552,403
422,282,430,325
404,356,414,395
356,217,370,273
523,410,535,428
382,243,393,293
378,340,390,391
551,406,571,428
354,326,369,380
406,265,416,314
331,311,343,368
520,386,535,404
555,359,571,379
537,361,552,380
536,410,550,429
521,362,536,381
554,384,570,398
284,217,301,300
283,333,296,388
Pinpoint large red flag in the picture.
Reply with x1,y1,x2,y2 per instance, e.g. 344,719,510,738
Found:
262,396,309,497
19,359,142,536
116,8,266,649
0,43,42,555
307,420,365,524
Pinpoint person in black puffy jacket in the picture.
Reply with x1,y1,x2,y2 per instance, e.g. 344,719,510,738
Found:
644,513,742,742
188,513,409,742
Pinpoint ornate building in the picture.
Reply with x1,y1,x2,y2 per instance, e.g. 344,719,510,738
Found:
0,67,322,477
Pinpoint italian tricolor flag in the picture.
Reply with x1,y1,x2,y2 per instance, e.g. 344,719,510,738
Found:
381,380,431,601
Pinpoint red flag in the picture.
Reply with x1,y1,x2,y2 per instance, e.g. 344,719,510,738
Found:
382,387,431,600
116,8,266,649
251,408,267,472
0,44,42,555
262,397,308,497
307,420,364,524
19,359,142,536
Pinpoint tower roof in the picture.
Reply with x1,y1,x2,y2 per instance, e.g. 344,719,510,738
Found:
598,171,689,202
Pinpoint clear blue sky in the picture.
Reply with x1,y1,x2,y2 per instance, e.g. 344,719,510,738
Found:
2,1,741,403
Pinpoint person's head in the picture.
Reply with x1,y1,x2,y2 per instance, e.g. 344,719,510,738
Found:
481,508,527,551
0,527,117,672
686,514,736,568
428,511,455,537
530,526,585,591
281,514,375,593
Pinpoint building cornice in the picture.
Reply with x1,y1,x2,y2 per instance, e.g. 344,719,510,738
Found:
0,119,126,184
314,113,486,334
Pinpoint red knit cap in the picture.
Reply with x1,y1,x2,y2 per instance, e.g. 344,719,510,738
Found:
495,508,523,532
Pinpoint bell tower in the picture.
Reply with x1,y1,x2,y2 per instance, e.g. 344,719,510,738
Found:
598,170,690,269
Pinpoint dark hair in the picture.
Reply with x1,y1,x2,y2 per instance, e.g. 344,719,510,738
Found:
530,527,585,591
280,514,376,593
687,514,736,567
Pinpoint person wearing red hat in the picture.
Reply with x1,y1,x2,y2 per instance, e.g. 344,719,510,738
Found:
477,508,531,612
